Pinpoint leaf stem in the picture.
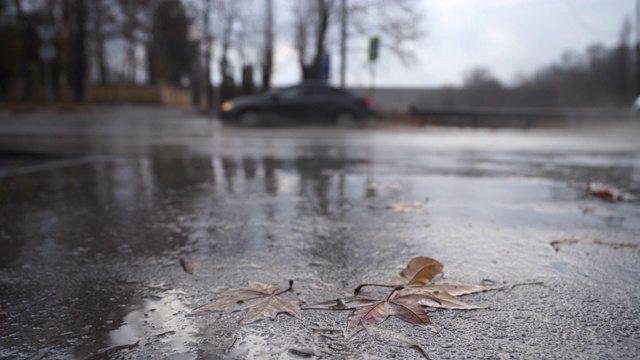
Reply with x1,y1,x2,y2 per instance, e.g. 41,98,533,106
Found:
385,286,405,301
275,280,294,296
354,283,404,295
507,281,544,290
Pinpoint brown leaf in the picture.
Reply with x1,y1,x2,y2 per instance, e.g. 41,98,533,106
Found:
179,258,195,274
302,296,380,310
388,256,444,286
386,201,424,212
192,280,303,324
585,181,633,201
550,238,639,252
424,283,504,297
346,292,436,338
392,286,486,310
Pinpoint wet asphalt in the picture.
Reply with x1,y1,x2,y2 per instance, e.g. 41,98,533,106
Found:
0,106,639,359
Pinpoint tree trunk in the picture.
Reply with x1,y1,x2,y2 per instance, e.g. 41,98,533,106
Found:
73,0,87,102
261,0,274,91
339,0,346,88
12,0,34,100
300,0,329,80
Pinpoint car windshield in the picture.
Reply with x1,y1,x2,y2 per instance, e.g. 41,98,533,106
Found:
278,86,303,99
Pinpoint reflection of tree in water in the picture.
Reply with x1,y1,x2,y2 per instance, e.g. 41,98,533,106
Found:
221,156,237,194
242,157,257,180
0,155,222,356
203,155,370,267
262,156,282,196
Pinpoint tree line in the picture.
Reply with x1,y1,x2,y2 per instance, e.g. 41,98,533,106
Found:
0,0,422,106
453,18,636,108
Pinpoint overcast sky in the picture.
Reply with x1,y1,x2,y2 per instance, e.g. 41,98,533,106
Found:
269,0,636,88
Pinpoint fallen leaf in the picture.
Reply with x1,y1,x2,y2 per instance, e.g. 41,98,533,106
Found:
585,182,634,201
303,256,537,358
192,280,303,324
387,256,444,286
180,258,195,274
302,296,380,310
550,238,639,252
386,201,424,212
366,182,402,191
345,291,439,338
304,291,440,338
424,283,504,297
391,286,486,310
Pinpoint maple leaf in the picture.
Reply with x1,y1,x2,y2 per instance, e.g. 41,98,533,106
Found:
391,286,488,310
387,256,444,286
191,280,304,324
422,282,504,297
345,291,437,338
304,289,441,338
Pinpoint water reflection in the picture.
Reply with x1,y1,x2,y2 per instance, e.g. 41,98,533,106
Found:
104,292,196,358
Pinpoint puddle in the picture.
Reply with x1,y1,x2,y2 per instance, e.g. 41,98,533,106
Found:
102,292,197,358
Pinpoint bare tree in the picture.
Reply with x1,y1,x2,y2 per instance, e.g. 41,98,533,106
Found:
88,0,118,85
339,0,346,88
116,0,152,84
218,0,238,101
297,0,423,85
261,0,274,91
202,0,214,107
295,0,333,80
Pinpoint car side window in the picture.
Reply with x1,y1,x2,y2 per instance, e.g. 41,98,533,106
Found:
278,86,302,99
305,85,345,97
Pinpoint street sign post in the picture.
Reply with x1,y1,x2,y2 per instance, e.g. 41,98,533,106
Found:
37,25,57,103
368,36,380,99
369,36,379,62
320,54,330,82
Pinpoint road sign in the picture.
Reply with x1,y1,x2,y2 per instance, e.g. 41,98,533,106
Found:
38,44,57,62
36,25,55,42
369,36,379,62
321,54,330,82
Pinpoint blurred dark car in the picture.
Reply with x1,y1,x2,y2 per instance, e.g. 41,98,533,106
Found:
220,81,372,126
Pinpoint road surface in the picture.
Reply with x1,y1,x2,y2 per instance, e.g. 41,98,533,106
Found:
0,106,639,359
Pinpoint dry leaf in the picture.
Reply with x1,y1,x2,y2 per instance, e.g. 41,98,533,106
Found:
550,238,639,252
387,256,444,286
179,258,195,274
366,182,402,191
192,280,303,324
303,256,531,358
386,201,424,212
585,182,633,201
424,283,504,297
304,291,440,338
345,291,438,338
302,296,380,311
391,286,486,310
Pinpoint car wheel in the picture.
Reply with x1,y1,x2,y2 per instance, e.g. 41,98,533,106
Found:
239,110,260,127
335,111,357,128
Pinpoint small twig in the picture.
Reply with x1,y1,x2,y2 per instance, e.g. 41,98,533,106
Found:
414,344,431,360
275,280,294,296
225,338,238,354
354,283,404,295
507,281,544,290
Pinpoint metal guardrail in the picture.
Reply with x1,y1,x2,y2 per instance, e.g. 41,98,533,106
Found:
410,105,632,128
